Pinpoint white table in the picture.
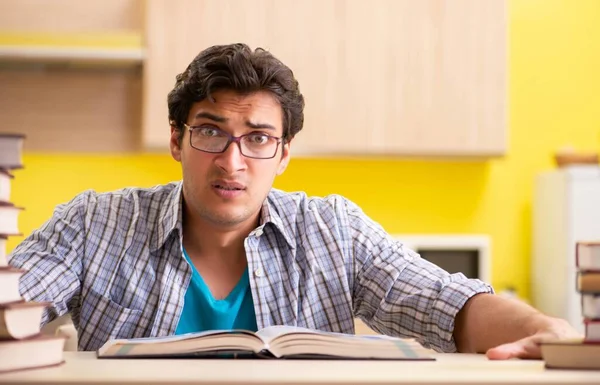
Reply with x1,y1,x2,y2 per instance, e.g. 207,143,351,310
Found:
1,352,600,385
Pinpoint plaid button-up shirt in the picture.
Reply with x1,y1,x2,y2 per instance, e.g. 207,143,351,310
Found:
9,181,493,352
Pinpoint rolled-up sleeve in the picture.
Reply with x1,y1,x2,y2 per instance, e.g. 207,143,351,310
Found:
348,200,494,352
8,192,87,326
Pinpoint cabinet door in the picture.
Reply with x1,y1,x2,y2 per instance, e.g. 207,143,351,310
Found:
142,0,507,156
0,0,144,152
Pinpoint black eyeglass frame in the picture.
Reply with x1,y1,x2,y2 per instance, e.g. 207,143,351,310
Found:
183,123,284,159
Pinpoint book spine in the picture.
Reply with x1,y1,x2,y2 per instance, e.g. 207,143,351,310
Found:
577,272,600,293
584,319,600,342
576,241,600,271
575,243,600,342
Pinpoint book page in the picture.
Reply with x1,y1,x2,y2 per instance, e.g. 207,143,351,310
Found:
256,325,388,344
97,329,263,357
256,326,435,360
256,325,323,344
107,329,255,345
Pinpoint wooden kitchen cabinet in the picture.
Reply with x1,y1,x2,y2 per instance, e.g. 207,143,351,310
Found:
0,0,144,152
0,0,507,156
143,0,507,157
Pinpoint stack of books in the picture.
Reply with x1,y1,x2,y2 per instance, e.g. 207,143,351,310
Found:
0,133,66,373
541,241,600,370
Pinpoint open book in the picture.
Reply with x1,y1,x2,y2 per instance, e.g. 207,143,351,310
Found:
97,325,435,360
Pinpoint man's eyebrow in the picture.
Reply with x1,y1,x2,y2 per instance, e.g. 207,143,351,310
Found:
192,113,275,130
246,121,276,130
193,112,228,123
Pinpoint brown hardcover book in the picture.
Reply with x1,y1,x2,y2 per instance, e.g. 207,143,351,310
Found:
0,335,65,374
0,301,48,340
0,202,23,236
541,339,600,370
577,272,600,293
0,267,25,305
0,169,12,203
577,241,600,271
0,134,25,170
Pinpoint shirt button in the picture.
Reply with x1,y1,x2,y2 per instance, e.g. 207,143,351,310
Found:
254,229,264,237
254,268,264,278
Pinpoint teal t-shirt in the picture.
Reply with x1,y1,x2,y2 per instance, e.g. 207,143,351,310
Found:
175,248,258,334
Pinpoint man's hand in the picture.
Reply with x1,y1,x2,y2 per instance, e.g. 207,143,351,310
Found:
454,293,582,359
486,317,582,360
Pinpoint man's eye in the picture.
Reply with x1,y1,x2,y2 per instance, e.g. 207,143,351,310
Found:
199,127,220,137
248,134,269,144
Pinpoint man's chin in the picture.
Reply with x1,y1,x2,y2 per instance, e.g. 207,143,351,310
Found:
202,210,251,228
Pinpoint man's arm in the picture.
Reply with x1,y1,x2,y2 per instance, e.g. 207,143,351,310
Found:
342,197,494,352
454,293,581,359
341,196,578,357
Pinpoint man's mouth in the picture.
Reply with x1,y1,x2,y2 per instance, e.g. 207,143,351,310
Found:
212,182,245,191
215,185,242,191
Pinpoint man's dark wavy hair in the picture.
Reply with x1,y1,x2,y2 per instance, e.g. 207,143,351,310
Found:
167,43,305,145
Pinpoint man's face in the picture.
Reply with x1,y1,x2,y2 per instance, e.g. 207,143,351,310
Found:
170,89,291,229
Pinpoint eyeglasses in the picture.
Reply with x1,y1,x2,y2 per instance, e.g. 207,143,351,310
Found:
183,124,283,159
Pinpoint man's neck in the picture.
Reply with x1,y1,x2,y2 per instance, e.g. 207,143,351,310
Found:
181,205,260,266
180,202,261,299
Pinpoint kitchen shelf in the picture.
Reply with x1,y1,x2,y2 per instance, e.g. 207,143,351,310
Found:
0,31,144,67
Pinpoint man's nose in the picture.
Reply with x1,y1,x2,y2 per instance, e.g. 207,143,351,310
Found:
214,140,247,173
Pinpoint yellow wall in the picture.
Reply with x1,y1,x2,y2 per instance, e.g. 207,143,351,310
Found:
6,0,600,300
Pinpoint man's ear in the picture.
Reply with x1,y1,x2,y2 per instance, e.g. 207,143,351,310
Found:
170,122,182,162
277,141,291,175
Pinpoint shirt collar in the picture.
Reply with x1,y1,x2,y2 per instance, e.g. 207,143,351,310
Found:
153,181,184,251
154,183,296,251
260,189,297,249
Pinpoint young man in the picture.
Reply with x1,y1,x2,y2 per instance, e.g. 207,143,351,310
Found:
9,43,578,357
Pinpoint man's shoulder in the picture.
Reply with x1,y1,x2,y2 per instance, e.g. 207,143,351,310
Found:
268,188,362,216
73,182,181,206
58,182,181,229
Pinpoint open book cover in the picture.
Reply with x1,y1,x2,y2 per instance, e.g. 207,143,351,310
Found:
97,325,435,361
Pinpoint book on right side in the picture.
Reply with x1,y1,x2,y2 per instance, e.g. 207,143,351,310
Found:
582,293,600,321
576,242,600,271
540,241,600,370
540,339,600,370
